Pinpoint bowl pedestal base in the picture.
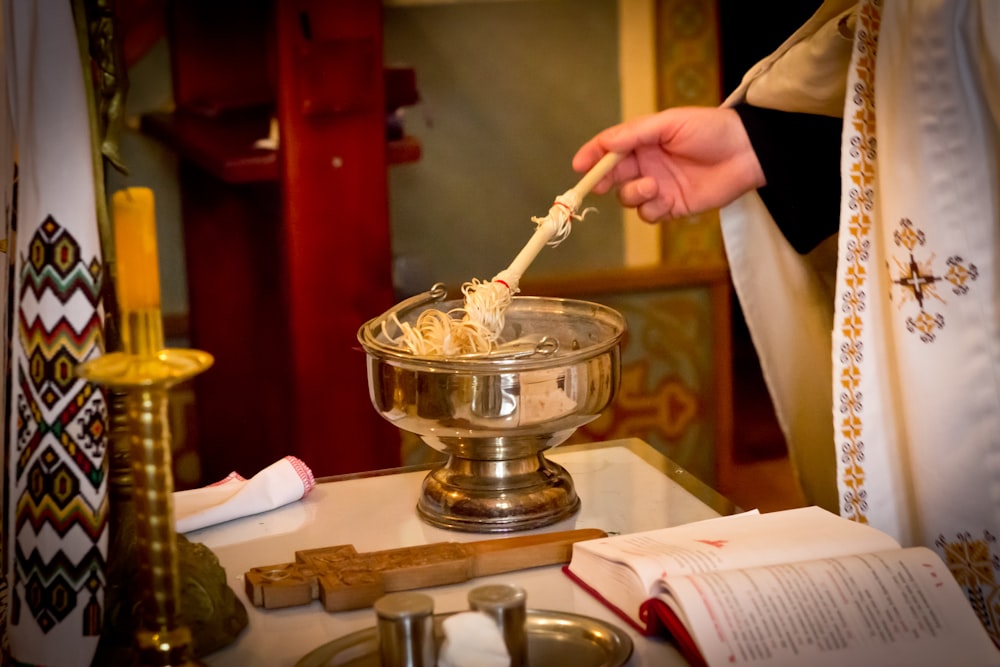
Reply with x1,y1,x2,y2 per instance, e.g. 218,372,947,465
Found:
417,452,580,533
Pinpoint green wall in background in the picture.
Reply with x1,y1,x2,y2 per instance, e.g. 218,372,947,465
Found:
384,0,624,296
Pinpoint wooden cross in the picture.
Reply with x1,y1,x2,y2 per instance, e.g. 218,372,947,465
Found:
245,528,605,612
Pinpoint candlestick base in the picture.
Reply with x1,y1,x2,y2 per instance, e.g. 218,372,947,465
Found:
78,347,215,667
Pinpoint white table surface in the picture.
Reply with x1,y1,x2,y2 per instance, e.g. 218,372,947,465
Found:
194,438,739,666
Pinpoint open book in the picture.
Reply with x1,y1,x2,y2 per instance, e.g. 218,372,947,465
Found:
564,506,1000,667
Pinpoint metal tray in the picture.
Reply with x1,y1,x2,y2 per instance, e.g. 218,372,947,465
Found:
296,608,633,667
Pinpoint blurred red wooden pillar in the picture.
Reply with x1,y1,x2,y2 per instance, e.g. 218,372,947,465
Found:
273,0,400,476
144,0,414,482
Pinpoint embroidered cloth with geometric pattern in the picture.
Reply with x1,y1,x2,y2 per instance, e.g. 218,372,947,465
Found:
5,3,109,665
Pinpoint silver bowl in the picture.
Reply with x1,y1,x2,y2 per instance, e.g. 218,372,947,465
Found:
358,293,625,532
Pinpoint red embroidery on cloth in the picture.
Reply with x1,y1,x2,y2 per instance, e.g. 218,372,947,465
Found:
208,472,246,486
284,455,316,494
12,216,110,636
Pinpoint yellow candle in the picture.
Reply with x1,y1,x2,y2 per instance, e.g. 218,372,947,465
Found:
113,187,162,312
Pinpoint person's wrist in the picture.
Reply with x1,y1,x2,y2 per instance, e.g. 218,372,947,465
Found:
727,107,766,191
745,153,766,190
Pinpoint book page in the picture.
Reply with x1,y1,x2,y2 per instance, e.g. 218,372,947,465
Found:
661,546,1000,667
573,507,900,596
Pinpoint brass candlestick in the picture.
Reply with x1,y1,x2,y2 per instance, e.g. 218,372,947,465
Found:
79,307,213,667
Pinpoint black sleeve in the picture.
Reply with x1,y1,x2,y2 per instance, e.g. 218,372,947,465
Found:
733,103,843,254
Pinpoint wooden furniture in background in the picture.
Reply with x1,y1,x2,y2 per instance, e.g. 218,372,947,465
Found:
142,0,417,483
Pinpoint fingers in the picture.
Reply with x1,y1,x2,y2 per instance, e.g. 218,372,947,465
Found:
617,176,658,208
571,140,607,173
573,124,637,168
573,110,682,189
595,110,684,154
617,176,676,223
572,140,621,194
572,115,647,168
636,198,675,224
574,148,677,222
572,143,607,192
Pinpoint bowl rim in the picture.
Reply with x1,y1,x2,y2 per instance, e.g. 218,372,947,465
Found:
357,295,627,372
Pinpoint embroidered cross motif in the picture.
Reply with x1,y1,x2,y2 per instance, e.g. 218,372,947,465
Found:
889,218,978,342
937,531,1000,646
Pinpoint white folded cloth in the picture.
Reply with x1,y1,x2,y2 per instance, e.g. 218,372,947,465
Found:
438,611,511,667
173,456,316,533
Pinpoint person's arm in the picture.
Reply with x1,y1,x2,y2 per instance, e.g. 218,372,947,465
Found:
733,103,843,254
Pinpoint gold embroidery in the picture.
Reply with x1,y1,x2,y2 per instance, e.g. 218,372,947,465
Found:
889,218,978,342
838,0,881,525
938,531,1000,646
835,4,998,650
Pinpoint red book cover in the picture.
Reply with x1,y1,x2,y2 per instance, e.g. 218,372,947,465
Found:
562,565,708,667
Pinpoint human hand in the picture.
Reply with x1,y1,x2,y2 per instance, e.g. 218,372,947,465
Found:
572,106,765,223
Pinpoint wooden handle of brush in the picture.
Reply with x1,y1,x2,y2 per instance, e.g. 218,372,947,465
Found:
499,223,560,286
570,151,623,201
498,152,625,287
